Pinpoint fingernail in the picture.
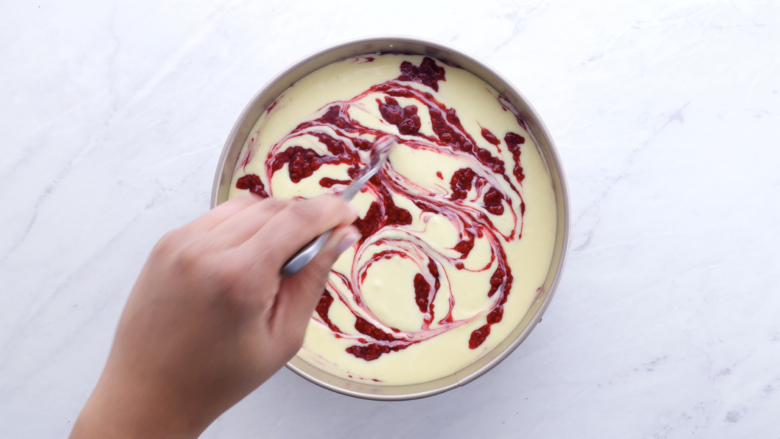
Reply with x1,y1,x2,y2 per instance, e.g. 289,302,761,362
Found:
348,202,359,216
336,233,361,255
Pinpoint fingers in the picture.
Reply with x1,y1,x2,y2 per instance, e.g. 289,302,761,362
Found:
271,225,361,335
210,197,287,247
185,195,259,232
241,195,358,269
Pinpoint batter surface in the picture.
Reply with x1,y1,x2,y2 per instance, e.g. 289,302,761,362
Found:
227,54,556,385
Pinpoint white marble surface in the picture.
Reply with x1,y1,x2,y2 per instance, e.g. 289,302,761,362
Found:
2,0,779,437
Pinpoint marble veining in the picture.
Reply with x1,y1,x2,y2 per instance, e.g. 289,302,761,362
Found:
1,0,779,438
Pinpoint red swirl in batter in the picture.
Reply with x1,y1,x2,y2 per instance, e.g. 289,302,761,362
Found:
236,57,527,361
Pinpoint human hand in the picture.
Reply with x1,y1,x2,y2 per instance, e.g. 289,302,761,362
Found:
69,194,360,439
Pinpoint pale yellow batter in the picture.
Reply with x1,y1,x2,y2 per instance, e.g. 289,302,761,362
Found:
228,54,556,385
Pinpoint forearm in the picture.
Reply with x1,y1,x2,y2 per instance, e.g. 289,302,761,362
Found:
70,369,208,439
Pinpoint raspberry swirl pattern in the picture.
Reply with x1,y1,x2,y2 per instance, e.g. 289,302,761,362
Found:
229,54,556,385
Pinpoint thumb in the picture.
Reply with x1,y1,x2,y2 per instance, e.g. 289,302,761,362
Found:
272,225,361,337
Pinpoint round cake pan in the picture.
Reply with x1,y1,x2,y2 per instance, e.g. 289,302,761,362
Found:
211,36,569,400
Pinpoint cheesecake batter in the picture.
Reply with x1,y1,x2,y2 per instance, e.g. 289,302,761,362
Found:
227,54,556,385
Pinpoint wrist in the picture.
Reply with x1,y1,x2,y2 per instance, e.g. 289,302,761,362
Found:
70,366,208,439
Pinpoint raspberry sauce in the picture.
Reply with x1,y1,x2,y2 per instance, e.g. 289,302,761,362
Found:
235,57,528,361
